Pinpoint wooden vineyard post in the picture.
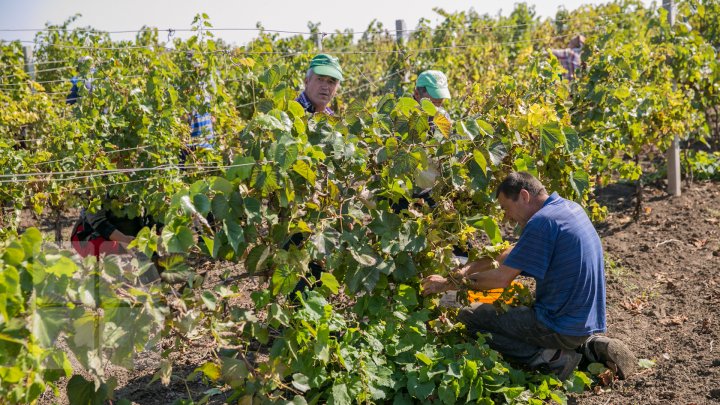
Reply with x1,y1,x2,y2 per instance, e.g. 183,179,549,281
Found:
391,19,409,94
21,46,35,141
23,46,35,82
314,32,323,51
395,19,406,44
664,0,681,196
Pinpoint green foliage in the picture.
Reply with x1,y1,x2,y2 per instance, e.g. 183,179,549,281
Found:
66,375,112,405
684,150,720,180
0,228,164,403
571,1,718,187
1,2,719,402
638,358,656,369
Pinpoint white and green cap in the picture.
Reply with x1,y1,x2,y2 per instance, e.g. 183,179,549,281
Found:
309,54,344,81
416,70,451,99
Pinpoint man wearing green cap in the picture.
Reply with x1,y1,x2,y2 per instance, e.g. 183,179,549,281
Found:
296,54,344,115
282,54,344,300
414,70,452,135
382,70,454,215
414,70,451,107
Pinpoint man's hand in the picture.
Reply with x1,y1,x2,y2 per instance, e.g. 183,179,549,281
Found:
109,230,134,245
421,274,452,296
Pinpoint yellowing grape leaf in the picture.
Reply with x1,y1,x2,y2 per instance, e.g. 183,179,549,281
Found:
433,113,452,137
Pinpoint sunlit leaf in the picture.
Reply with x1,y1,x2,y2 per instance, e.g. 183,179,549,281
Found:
194,362,221,381
201,291,218,311
293,159,316,184
163,225,194,253
319,272,340,294
473,149,488,175
433,113,452,137
227,156,256,181
569,170,590,198
394,97,419,117
271,263,301,296
210,177,234,194
540,122,566,157
415,352,433,366
420,99,437,116
45,256,77,278
31,298,66,347
638,358,656,369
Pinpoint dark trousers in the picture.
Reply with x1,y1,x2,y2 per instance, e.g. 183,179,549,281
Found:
457,304,589,364
390,188,435,213
284,233,323,301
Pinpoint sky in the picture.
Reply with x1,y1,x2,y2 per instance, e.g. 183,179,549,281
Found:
0,0,657,46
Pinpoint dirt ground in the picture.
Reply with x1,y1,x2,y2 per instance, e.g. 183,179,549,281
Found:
569,179,720,405
34,179,720,404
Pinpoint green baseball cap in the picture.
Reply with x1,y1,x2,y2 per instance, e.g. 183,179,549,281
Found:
309,54,344,81
416,70,451,99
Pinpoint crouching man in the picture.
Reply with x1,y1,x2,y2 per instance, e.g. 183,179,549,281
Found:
422,172,636,381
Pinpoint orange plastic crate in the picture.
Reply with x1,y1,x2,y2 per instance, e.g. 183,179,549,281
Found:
468,281,523,304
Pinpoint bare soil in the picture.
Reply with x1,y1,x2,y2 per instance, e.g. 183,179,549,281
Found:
35,179,720,404
569,180,720,404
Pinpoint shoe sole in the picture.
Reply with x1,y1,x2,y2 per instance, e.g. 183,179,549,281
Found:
592,337,637,379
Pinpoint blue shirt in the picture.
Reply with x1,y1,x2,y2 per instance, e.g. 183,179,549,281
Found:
504,192,606,336
66,71,95,105
296,91,334,115
189,112,215,150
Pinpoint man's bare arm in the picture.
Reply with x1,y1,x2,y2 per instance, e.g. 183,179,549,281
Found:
457,246,514,278
464,265,521,291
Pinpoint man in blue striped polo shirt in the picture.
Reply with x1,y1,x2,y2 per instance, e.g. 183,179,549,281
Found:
189,108,215,151
422,172,636,381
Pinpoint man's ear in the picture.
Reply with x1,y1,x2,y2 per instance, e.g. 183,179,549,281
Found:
519,189,531,203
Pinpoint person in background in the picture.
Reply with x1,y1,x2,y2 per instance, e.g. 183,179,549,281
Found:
422,172,637,381
70,207,152,258
551,34,585,81
181,87,216,165
187,80,216,152
182,52,216,155
296,54,343,115
66,75,90,105
388,70,453,214
414,69,452,135
188,106,215,151
414,70,451,108
70,205,164,284
282,54,344,299
66,56,95,105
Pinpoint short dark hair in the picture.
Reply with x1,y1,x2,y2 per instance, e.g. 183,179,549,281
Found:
495,172,547,201
415,86,428,95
